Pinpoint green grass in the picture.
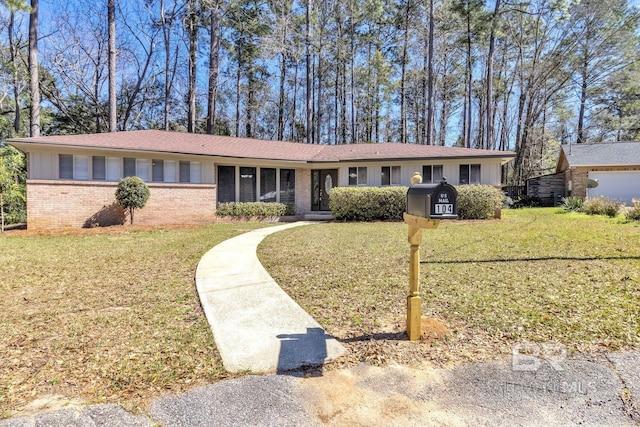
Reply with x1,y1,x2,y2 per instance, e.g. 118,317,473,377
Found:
0,223,267,418
259,208,640,359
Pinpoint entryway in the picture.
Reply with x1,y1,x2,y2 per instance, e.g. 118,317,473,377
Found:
311,169,338,211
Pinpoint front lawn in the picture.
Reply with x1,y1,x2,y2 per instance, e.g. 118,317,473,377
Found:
0,223,266,419
259,209,640,364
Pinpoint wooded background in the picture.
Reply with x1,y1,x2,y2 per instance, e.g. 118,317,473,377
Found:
1,0,640,184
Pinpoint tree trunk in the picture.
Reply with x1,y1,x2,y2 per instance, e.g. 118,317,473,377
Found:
577,49,589,144
207,2,220,135
486,0,500,150
425,0,434,146
305,0,313,144
235,53,241,137
349,0,356,143
29,0,40,137
291,61,299,140
465,7,472,148
161,0,170,131
187,1,197,133
277,7,288,141
399,0,410,144
9,12,21,134
316,36,323,145
108,0,117,132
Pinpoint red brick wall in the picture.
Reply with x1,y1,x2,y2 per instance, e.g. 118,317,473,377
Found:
26,180,217,229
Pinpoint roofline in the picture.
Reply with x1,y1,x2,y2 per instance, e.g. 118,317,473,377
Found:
567,163,640,168
8,141,312,164
308,154,515,163
8,138,516,164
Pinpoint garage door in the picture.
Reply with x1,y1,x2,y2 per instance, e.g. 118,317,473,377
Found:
587,171,640,205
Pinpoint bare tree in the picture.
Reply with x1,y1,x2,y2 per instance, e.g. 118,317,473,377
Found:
28,0,39,137
108,0,117,132
206,0,221,134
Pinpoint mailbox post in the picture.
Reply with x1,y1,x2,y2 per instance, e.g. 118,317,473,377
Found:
404,175,457,341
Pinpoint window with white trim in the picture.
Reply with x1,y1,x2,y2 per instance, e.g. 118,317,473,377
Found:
59,154,73,179
381,166,401,186
123,158,136,177
459,164,481,185
92,156,106,180
152,159,164,182
239,167,257,202
422,165,443,183
348,167,367,186
179,161,190,182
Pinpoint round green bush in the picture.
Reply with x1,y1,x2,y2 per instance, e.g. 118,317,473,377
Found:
115,176,150,225
456,185,503,220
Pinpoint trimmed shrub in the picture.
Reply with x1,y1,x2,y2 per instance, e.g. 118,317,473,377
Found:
560,196,583,212
115,176,150,225
330,186,407,221
582,196,622,217
456,185,503,220
625,199,640,222
216,202,288,218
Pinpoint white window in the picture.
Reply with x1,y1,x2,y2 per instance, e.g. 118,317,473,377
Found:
106,157,120,181
381,166,401,186
348,167,367,186
422,165,443,183
164,160,177,183
460,164,481,185
190,162,201,184
136,159,150,181
74,155,89,180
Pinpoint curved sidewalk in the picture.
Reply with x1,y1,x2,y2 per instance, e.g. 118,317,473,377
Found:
195,222,347,373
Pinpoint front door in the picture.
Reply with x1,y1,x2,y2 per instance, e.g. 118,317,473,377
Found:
311,169,338,211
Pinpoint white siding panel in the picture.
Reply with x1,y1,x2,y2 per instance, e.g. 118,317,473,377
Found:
106,157,120,181
588,171,640,205
164,160,177,182
191,162,202,183
74,155,89,180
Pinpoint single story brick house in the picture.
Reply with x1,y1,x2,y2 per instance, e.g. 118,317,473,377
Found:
8,130,514,229
556,141,640,205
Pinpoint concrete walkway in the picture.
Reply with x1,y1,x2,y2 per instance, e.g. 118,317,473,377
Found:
195,222,347,373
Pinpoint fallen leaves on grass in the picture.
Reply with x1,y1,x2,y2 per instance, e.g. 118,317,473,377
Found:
0,223,266,419
259,209,640,370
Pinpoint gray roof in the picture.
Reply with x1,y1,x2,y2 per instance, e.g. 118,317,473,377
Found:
561,141,640,167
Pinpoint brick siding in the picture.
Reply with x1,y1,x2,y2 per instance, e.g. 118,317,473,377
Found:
26,180,217,229
295,168,311,213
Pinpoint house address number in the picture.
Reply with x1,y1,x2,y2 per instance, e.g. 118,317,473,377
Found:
434,203,454,214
